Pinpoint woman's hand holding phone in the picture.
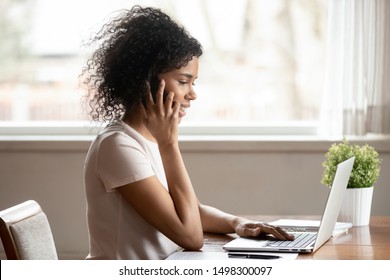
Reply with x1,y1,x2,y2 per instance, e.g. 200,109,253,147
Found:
143,79,180,147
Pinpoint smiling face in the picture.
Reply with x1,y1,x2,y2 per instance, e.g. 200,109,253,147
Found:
159,56,199,121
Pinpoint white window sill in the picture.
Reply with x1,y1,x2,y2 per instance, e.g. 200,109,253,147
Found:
0,134,389,153
1,121,389,152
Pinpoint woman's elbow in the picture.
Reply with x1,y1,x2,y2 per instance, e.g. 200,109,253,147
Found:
179,232,204,251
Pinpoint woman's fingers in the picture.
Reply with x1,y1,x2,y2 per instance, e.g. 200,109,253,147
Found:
261,224,294,240
238,222,294,241
155,79,165,105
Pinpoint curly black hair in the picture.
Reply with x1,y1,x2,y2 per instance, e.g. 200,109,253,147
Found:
81,5,203,122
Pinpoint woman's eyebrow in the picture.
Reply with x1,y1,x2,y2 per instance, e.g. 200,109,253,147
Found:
178,73,197,79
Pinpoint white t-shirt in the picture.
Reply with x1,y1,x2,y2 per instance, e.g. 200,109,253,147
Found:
84,120,179,259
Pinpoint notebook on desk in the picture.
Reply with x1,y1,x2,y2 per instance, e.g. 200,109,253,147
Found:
223,157,355,254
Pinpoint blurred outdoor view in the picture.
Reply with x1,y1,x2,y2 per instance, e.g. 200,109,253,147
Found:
0,0,327,125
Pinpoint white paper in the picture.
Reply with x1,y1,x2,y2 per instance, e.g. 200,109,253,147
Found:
166,251,298,260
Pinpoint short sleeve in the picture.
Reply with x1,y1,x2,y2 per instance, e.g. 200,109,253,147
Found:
97,132,155,191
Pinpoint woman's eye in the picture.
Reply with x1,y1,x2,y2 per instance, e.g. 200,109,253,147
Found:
178,80,196,86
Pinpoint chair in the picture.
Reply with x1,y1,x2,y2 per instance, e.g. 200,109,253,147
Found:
0,200,58,260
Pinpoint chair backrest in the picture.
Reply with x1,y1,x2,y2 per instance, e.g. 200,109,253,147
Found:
0,200,58,260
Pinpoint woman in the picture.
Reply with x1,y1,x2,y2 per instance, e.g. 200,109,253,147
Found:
82,5,293,260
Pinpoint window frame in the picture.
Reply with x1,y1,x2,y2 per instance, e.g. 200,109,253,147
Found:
1,0,329,129
0,121,318,137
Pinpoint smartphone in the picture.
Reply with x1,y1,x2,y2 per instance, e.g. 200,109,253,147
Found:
147,68,168,103
148,70,160,102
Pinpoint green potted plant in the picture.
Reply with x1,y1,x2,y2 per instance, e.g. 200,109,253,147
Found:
321,139,382,226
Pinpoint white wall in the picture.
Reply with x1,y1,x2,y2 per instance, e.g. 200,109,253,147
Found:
1,138,389,259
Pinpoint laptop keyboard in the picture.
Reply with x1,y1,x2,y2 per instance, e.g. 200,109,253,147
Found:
267,233,317,248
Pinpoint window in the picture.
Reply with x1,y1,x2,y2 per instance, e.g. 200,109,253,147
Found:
0,0,328,135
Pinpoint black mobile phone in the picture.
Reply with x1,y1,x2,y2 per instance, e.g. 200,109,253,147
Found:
147,67,160,103
147,69,169,104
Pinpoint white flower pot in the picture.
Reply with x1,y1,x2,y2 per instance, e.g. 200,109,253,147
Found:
338,187,374,226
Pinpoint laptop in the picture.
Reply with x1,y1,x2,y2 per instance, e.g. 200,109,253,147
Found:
223,157,355,254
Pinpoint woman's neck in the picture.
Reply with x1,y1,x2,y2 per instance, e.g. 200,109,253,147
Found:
122,106,156,142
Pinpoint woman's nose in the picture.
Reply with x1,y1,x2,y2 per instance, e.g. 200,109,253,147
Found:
187,87,197,100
